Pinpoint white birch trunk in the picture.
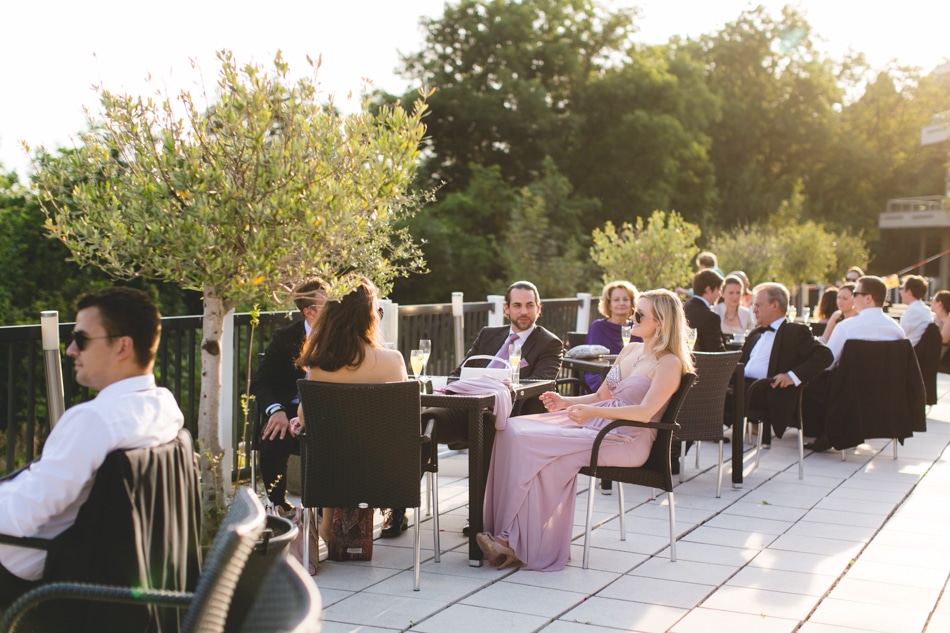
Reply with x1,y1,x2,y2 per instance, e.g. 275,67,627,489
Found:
198,284,227,530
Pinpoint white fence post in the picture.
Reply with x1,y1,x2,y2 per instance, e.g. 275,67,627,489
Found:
487,294,505,327
452,292,465,367
219,308,235,489
575,292,592,333
379,299,399,345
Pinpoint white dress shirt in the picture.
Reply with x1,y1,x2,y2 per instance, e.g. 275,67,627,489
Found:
744,317,800,385
900,300,933,346
825,307,906,367
0,375,183,580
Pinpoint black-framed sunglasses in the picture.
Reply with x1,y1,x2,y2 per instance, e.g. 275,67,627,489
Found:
70,330,122,351
633,310,649,324
853,291,870,297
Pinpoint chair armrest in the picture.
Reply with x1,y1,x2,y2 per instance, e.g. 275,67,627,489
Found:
0,583,193,633
0,533,50,550
555,377,592,396
587,419,679,471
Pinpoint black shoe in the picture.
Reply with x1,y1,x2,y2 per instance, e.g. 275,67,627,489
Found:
381,509,408,538
805,435,833,452
723,437,730,444
273,499,295,513
462,519,470,536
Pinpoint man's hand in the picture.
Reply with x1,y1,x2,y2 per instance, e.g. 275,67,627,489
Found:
262,410,291,441
771,373,794,389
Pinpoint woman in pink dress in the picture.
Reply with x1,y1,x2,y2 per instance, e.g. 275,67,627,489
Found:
478,289,694,571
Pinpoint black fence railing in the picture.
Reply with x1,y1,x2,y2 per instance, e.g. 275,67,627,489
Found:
0,296,593,478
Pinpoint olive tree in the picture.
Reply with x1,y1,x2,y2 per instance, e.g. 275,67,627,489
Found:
30,50,430,514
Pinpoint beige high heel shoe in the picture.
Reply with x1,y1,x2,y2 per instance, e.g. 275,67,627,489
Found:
476,532,523,570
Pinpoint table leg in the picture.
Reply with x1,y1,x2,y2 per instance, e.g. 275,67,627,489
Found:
468,407,485,566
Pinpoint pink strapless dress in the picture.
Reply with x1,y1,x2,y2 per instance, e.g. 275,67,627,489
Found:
483,371,666,571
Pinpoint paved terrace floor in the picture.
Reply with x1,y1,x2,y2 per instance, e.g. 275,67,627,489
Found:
297,374,950,633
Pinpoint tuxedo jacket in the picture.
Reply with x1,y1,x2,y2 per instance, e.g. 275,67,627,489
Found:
684,297,725,352
450,325,564,381
740,321,833,434
250,320,308,415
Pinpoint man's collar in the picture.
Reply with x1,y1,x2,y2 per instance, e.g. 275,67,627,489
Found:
696,296,711,308
98,374,156,396
509,325,536,339
769,316,786,330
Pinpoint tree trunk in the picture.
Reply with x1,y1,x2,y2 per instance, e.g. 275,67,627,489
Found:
198,284,227,541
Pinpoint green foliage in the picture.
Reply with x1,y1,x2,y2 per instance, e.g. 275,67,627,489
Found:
590,210,700,291
32,50,431,308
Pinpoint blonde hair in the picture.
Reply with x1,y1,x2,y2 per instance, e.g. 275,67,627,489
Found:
640,289,694,374
598,280,638,318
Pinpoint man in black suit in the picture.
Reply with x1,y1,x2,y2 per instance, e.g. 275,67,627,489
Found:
250,278,326,510
384,280,563,537
684,269,725,352
739,282,833,446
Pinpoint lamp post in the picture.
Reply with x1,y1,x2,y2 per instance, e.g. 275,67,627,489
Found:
40,311,65,427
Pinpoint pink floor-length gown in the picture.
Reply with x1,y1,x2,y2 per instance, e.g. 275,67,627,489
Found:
483,367,667,571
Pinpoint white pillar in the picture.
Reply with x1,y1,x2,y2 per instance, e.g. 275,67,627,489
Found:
487,294,505,327
219,308,235,488
575,292,592,333
379,299,399,345
452,292,465,367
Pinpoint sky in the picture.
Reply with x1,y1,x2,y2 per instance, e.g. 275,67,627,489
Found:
2,0,948,179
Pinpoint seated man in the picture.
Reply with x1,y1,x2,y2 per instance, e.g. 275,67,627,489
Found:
384,280,563,537
898,274,933,346
684,269,725,352
250,278,326,510
0,287,186,605
737,282,833,447
805,275,906,448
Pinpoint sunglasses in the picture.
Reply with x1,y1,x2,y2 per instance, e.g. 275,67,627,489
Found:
633,310,650,324
852,291,870,297
70,330,122,351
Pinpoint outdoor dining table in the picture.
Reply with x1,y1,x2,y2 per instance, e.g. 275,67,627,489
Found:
421,378,556,566
561,355,747,488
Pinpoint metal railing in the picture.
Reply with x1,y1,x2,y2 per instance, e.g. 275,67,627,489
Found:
0,296,594,478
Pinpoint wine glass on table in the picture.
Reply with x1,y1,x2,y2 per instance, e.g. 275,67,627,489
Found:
409,349,424,389
621,325,632,346
508,341,523,389
419,339,432,382
788,305,797,323
687,328,698,350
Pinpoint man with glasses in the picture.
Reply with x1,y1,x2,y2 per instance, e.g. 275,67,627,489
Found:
0,287,185,604
250,277,326,510
825,276,906,367
898,274,933,346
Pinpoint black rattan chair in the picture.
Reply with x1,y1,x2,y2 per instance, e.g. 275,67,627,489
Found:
915,322,940,406
0,487,267,633
673,351,741,497
579,372,695,569
236,557,321,633
296,380,438,591
746,379,805,479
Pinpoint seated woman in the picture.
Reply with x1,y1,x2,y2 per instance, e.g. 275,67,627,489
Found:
930,290,950,371
296,277,408,542
810,287,838,337
713,275,753,337
478,289,694,571
726,270,753,309
583,280,641,391
819,282,857,344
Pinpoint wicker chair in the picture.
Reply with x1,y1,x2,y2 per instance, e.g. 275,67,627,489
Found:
296,380,438,591
746,379,805,479
673,351,741,497
0,488,267,633
236,557,321,633
915,322,941,406
579,372,696,569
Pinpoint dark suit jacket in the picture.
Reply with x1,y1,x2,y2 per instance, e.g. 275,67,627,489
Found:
250,319,307,414
740,321,833,435
449,325,564,381
684,297,725,352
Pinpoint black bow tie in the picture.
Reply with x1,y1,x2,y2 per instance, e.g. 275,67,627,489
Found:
754,325,776,335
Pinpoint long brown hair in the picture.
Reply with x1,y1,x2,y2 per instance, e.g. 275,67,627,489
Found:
297,277,380,372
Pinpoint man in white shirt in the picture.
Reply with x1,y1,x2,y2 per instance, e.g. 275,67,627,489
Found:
825,275,906,367
898,274,933,346
0,287,184,604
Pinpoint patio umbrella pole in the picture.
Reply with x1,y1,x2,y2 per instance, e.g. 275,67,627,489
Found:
41,310,66,427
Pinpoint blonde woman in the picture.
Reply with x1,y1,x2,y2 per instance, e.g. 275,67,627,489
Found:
478,289,694,571
584,280,640,391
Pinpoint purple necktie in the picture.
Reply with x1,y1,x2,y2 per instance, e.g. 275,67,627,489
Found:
488,332,521,368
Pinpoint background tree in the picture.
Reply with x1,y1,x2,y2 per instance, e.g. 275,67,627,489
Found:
590,210,700,290
31,51,431,520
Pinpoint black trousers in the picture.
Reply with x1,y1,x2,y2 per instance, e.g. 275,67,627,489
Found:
0,561,38,608
259,433,300,505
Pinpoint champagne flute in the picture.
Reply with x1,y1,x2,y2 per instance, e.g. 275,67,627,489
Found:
621,325,632,346
409,349,424,385
508,341,523,388
802,305,810,325
419,339,431,381
687,328,698,350
788,305,798,322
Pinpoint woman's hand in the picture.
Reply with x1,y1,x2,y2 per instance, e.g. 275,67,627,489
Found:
566,404,594,423
539,391,567,411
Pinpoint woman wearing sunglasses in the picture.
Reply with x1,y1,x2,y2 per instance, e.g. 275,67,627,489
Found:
477,289,694,571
